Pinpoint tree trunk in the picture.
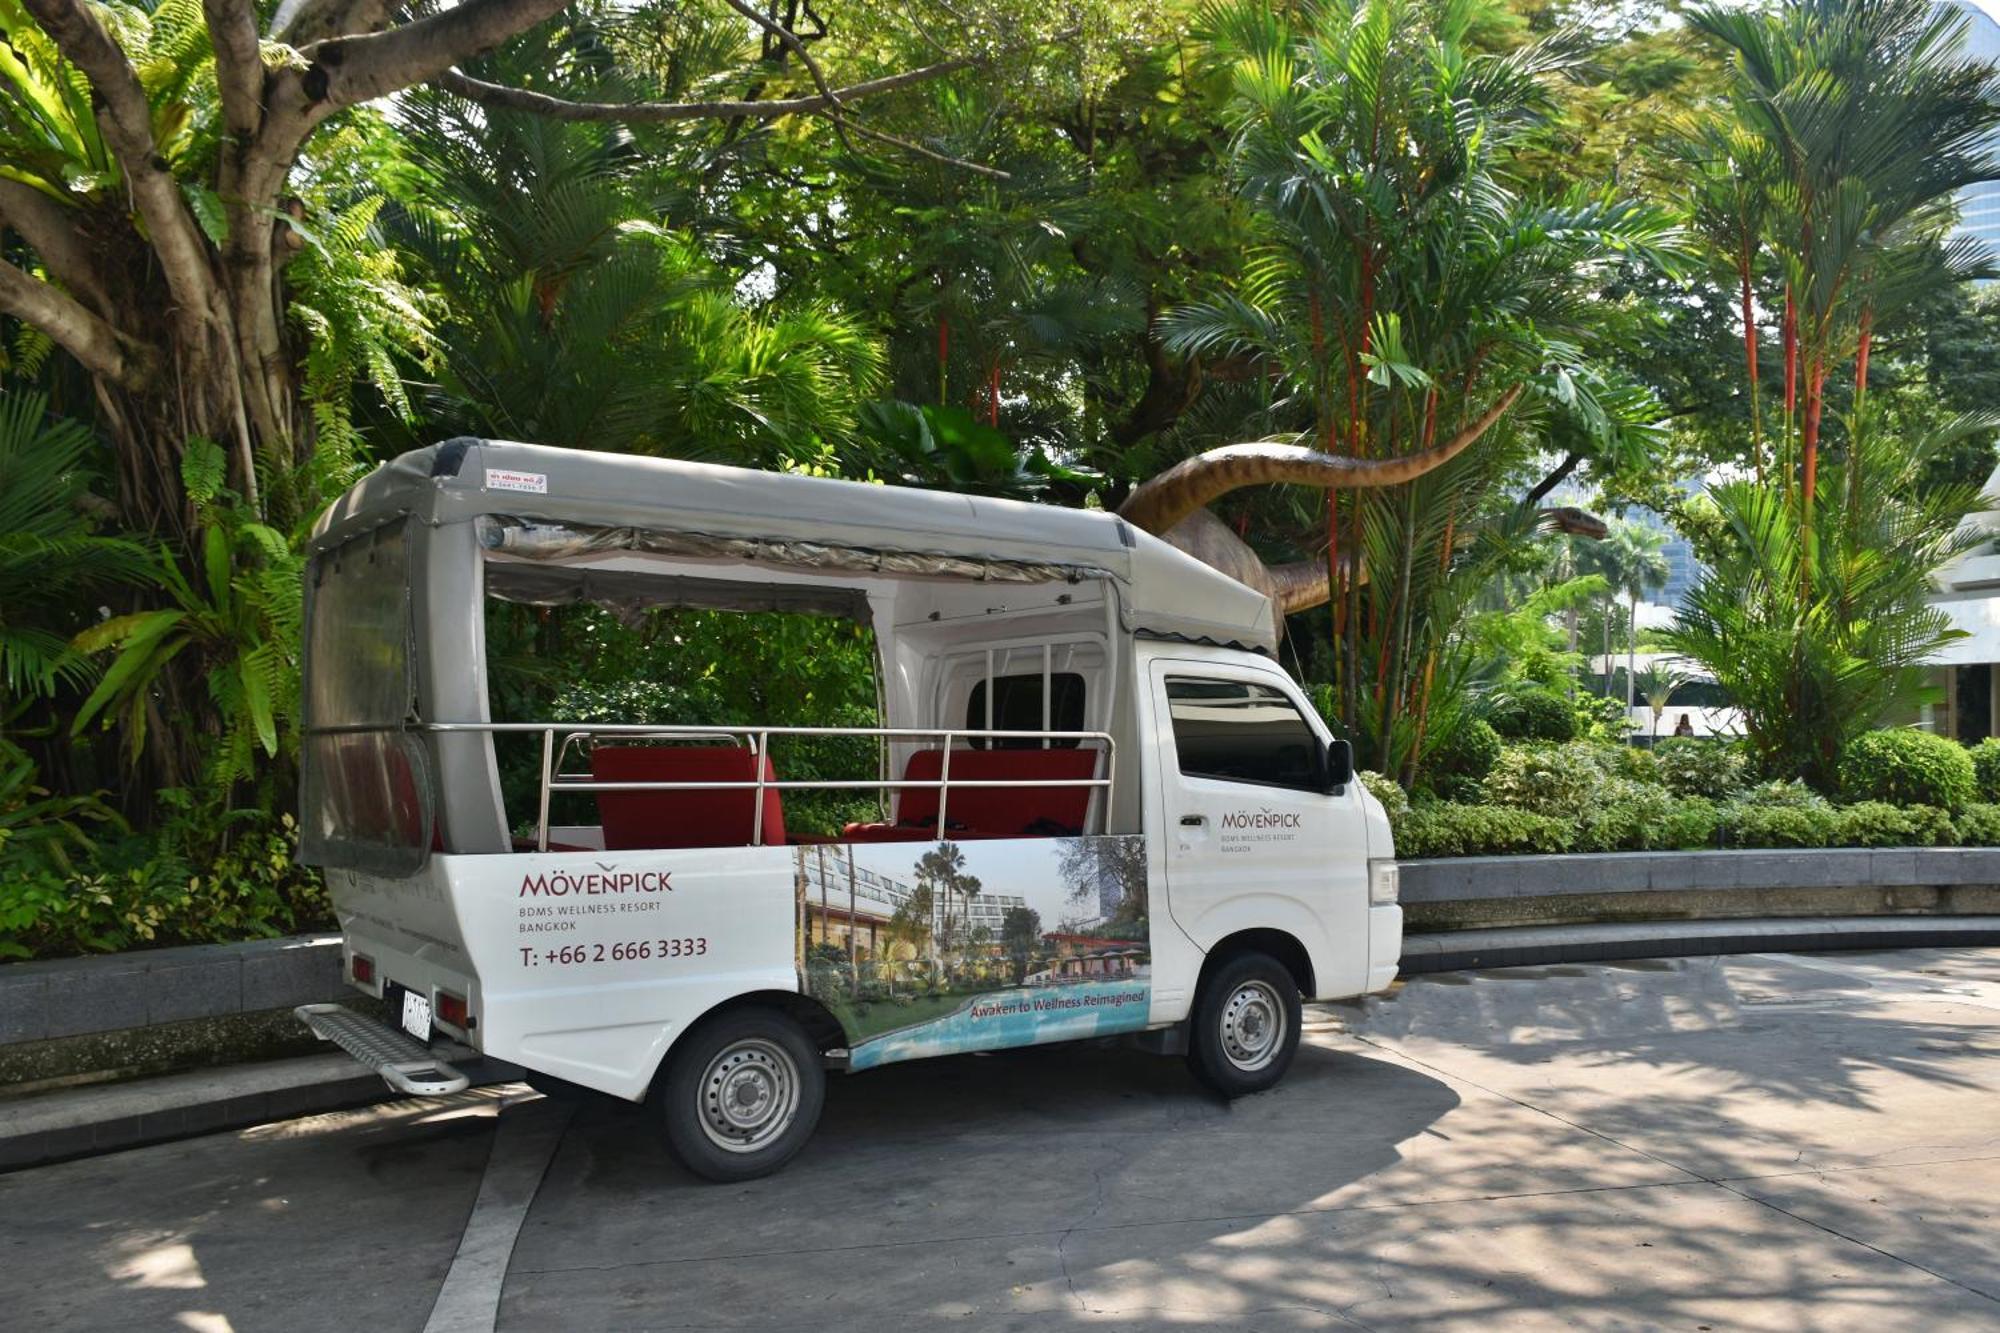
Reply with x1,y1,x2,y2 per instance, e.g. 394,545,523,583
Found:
1603,602,1614,698
1740,255,1761,482
1626,589,1639,717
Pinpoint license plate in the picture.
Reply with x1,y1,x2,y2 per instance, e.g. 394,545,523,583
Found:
400,989,432,1042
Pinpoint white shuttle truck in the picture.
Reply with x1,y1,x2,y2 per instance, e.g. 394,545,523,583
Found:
297,440,1401,1180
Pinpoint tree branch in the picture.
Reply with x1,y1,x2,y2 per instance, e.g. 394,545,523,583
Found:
270,0,392,46
433,54,977,123
0,257,145,387
717,0,850,149
1119,384,1528,535
0,179,112,315
204,0,266,140
18,0,218,326
843,119,1009,178
298,0,573,114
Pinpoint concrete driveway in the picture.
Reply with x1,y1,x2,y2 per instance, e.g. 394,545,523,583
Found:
4,947,1997,1331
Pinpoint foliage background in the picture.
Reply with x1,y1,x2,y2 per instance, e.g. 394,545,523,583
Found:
6,0,2000,955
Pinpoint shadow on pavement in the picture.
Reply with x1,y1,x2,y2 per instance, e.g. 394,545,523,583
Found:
499,1038,1462,1328
0,1088,507,1333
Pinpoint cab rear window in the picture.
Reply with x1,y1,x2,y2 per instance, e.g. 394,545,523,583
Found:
966,672,1085,748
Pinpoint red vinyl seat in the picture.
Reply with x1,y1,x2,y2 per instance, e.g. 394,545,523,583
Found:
847,747,1100,840
592,745,786,850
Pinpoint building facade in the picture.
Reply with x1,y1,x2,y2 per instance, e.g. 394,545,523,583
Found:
1947,1,2000,257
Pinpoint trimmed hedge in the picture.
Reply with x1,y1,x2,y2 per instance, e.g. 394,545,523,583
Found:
1485,689,1578,742
1431,717,1502,786
1830,802,1955,848
1955,802,2000,846
1837,729,1976,811
1970,738,2000,804
1719,803,1832,849
1393,803,1573,858
1383,731,2000,858
1577,783,1720,852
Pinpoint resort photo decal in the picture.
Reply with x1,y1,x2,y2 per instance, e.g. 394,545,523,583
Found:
794,837,1150,1069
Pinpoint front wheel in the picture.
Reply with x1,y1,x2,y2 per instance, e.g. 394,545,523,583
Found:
1185,952,1302,1097
654,1008,825,1182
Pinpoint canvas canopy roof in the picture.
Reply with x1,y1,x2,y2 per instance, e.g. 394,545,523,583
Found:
311,439,1278,653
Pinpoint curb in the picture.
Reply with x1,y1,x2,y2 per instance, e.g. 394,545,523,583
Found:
0,1050,524,1173
1398,914,2000,974
0,935,344,1047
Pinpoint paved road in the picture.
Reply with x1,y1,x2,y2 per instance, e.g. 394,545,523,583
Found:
4,947,1998,1331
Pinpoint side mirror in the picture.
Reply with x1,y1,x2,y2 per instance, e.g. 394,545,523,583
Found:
1322,737,1354,793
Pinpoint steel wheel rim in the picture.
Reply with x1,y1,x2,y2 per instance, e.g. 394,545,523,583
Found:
1220,979,1286,1072
697,1038,800,1154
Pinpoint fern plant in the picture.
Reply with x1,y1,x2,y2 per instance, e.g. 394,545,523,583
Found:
285,171,440,498
71,440,303,797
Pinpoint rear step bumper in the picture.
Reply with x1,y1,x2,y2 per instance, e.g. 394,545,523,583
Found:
294,1004,471,1097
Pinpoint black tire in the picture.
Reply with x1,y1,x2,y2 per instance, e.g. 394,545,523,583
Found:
1185,951,1302,1097
653,1007,825,1182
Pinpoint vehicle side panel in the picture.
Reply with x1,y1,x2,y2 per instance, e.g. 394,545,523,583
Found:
801,838,1156,1070
335,846,798,1102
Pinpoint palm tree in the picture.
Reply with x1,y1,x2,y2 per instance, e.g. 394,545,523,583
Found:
1634,661,1688,741
1666,414,1992,786
1665,0,2000,784
1602,521,1672,713
1688,0,2000,519
1139,0,1680,779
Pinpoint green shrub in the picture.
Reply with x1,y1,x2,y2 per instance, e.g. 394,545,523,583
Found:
1392,802,1572,858
1721,801,1835,848
1482,744,1598,819
1739,778,1828,808
1608,745,1661,784
1573,782,1719,851
1654,737,1748,800
1655,796,1722,849
1954,802,2000,846
1486,688,1578,742
1832,802,1955,848
1573,778,1672,851
1428,717,1502,786
1359,770,1411,819
1969,739,2000,803
1572,692,1635,741
1837,729,1975,811
0,806,326,961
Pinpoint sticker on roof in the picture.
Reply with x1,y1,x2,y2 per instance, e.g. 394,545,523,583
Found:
485,468,548,494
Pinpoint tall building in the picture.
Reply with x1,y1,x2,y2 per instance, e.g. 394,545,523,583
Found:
1947,1,2000,255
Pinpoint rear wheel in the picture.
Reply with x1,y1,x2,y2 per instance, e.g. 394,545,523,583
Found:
1185,951,1302,1097
654,1008,825,1182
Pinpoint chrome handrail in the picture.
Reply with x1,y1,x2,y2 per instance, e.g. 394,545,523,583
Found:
310,720,1116,851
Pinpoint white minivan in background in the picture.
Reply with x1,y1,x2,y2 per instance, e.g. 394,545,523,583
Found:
296,440,1401,1180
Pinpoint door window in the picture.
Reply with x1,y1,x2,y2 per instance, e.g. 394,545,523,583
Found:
1164,677,1322,791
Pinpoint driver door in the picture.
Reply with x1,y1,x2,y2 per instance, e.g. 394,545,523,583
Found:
1146,658,1369,1000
